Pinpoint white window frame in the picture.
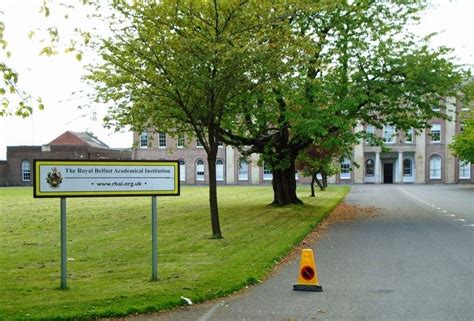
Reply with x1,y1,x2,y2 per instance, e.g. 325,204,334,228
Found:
263,163,272,180
140,132,148,148
403,159,412,176
430,124,441,143
459,161,471,179
177,134,185,148
196,139,203,148
196,159,205,181
429,155,442,179
216,160,224,181
383,125,396,144
179,160,186,182
405,128,413,143
158,132,166,148
238,159,249,181
22,160,31,182
340,158,351,180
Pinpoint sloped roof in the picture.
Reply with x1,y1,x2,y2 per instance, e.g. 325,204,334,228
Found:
48,131,110,149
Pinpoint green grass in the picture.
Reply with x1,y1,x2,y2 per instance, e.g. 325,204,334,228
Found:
0,185,348,320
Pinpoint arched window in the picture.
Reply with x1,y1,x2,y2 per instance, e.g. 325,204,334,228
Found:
263,162,272,180
403,159,412,176
459,161,471,179
179,160,186,182
340,158,351,179
196,159,205,181
22,160,31,182
429,155,441,179
365,159,374,176
238,159,248,181
216,160,224,181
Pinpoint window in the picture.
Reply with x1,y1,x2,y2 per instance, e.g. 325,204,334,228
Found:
158,132,166,148
22,160,31,182
405,128,413,143
460,122,465,132
196,139,203,148
218,141,223,147
177,134,185,148
383,125,395,144
263,163,272,180
429,155,441,179
179,160,186,182
459,161,471,179
216,160,224,181
365,159,374,176
340,158,351,179
238,159,249,181
432,105,440,112
196,159,205,181
140,132,148,148
430,124,441,143
403,159,412,176
366,125,375,135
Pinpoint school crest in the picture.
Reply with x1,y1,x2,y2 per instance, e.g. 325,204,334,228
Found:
46,168,63,188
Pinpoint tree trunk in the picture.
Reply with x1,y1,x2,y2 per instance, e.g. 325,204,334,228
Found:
314,172,325,191
322,172,328,189
310,174,316,197
271,166,302,205
207,147,222,239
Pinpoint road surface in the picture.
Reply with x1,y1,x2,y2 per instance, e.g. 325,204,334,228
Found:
127,184,474,321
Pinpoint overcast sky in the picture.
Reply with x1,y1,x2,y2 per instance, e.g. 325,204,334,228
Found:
0,0,473,160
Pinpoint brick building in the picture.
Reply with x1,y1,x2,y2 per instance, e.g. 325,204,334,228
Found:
1,131,131,186
132,96,472,185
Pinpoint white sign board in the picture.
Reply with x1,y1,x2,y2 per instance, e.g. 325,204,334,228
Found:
33,160,180,197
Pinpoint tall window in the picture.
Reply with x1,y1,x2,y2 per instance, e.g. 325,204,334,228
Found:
429,155,441,179
196,159,205,181
21,160,31,182
216,160,224,181
403,159,412,176
405,128,413,143
459,161,471,179
365,159,374,176
177,134,185,148
263,163,272,180
196,139,203,148
430,124,441,143
238,159,249,181
340,158,351,179
179,160,186,182
158,132,166,148
383,125,395,143
140,132,148,148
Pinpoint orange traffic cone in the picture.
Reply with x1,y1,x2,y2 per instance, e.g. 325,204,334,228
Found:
293,248,322,292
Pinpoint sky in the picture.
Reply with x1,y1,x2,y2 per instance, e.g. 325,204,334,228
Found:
0,0,473,160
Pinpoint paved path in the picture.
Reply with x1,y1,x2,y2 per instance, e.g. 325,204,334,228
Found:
130,185,474,321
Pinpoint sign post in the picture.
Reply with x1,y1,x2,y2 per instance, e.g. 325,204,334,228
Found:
33,160,180,289
151,196,158,281
60,197,67,290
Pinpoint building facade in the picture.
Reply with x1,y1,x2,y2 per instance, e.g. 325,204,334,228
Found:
132,97,472,185
1,131,131,186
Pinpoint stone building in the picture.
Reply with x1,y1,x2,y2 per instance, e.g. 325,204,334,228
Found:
1,131,131,186
132,96,472,185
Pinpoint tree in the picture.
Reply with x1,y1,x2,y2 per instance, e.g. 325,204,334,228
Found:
220,0,465,205
87,0,295,238
450,81,474,163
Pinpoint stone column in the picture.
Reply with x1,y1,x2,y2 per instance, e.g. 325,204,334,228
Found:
225,146,235,184
353,123,365,184
375,151,381,184
445,96,457,183
250,153,260,184
415,129,426,183
398,151,403,183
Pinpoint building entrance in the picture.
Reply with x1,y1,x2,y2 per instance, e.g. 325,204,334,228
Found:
383,163,394,184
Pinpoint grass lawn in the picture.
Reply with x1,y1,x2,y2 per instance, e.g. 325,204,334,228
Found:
0,185,349,320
